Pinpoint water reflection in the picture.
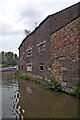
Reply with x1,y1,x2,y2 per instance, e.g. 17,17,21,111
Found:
18,79,79,118
2,71,24,118
2,71,79,118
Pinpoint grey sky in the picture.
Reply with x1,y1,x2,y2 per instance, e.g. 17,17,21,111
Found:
0,0,79,55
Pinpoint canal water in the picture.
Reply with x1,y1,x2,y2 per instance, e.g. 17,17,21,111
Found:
1,71,80,118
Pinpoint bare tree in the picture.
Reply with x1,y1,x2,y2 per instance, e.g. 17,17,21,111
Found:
24,29,31,36
35,22,37,28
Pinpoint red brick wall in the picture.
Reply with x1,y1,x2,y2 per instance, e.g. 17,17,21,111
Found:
19,3,79,82
50,17,80,88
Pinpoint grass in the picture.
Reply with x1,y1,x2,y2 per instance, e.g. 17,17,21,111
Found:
0,68,13,71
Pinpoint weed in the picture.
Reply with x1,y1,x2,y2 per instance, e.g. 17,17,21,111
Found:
47,77,62,91
69,87,80,97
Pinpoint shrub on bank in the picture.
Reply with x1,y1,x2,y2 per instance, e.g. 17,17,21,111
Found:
69,87,80,97
16,71,30,80
46,77,62,91
32,77,39,82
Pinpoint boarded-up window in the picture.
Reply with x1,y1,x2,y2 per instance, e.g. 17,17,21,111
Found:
27,65,32,71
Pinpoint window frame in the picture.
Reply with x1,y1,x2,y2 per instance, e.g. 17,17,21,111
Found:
38,43,46,53
26,49,32,57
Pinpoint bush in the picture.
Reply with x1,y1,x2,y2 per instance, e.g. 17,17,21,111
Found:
69,87,80,97
32,77,38,82
47,77,62,91
23,74,30,80
16,71,30,80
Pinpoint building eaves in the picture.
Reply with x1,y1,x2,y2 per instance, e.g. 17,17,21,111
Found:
18,2,79,49
51,2,79,17
18,15,51,49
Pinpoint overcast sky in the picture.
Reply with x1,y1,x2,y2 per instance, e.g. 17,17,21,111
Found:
0,0,79,55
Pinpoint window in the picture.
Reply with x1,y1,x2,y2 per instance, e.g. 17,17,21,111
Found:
21,66,23,70
38,43,45,53
27,50,32,57
40,63,44,71
27,65,32,71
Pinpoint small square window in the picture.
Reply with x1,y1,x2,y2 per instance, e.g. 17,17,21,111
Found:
27,65,32,71
40,63,44,71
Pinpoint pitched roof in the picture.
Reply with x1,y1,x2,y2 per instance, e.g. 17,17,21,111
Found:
18,2,79,49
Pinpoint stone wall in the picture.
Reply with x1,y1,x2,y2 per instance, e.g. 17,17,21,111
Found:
50,17,80,88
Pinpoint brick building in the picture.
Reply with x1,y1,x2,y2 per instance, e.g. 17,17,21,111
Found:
18,2,80,88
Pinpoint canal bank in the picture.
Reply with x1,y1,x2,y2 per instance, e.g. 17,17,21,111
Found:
15,70,80,99
0,67,16,72
2,71,80,118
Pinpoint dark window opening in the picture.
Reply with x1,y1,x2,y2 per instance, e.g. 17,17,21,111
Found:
40,63,44,71
22,66,23,70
